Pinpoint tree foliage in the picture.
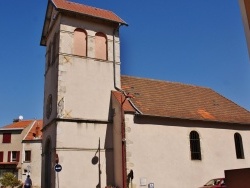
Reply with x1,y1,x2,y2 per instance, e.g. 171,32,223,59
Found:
0,172,21,188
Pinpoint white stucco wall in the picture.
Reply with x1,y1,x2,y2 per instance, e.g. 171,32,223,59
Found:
53,121,114,188
57,55,115,120
22,142,42,188
124,114,250,188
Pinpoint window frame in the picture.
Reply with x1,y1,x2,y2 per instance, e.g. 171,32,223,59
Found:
24,150,31,162
12,151,17,162
234,132,245,159
8,151,20,162
189,131,202,160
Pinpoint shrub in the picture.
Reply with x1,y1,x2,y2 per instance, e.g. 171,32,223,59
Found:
0,172,22,188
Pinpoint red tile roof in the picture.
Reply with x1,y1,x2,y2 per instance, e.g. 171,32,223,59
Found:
120,75,250,124
23,120,43,141
1,120,34,130
1,120,43,141
52,0,127,25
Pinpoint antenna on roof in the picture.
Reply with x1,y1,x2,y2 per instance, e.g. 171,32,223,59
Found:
18,115,23,120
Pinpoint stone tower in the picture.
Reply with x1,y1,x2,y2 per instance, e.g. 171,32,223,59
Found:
40,0,127,187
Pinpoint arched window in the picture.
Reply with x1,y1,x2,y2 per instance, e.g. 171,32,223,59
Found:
74,28,87,57
234,133,245,159
95,32,107,60
189,131,201,160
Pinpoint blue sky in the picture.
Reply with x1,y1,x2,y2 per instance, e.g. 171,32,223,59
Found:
0,0,250,126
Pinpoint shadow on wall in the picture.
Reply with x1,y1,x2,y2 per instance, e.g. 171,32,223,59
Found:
90,123,114,188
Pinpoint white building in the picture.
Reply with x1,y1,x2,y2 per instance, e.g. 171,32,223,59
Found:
40,0,250,188
0,118,42,188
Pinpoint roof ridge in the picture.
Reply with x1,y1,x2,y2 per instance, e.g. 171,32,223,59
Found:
213,91,250,113
121,75,212,90
49,0,127,26
2,119,41,128
65,0,114,14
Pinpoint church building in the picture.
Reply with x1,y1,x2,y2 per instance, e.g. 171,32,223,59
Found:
40,0,250,188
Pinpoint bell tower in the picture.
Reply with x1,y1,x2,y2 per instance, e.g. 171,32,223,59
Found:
40,0,127,187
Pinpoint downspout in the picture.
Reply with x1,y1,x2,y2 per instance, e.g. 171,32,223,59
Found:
121,97,127,188
113,23,142,188
113,24,123,92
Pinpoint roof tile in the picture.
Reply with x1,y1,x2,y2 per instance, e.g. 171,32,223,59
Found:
1,120,34,129
52,0,127,24
23,120,43,141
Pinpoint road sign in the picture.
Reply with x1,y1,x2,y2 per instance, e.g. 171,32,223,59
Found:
54,164,62,172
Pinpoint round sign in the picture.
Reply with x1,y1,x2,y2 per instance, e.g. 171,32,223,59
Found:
54,164,62,172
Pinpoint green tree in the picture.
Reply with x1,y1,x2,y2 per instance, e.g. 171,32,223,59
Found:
0,172,21,188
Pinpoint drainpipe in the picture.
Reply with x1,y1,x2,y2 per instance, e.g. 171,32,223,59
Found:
113,23,142,188
113,23,127,188
121,97,127,188
113,24,123,92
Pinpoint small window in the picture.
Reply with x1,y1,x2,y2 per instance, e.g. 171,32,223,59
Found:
189,131,201,160
25,151,31,162
3,133,11,143
12,151,17,161
8,151,20,162
234,133,245,159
